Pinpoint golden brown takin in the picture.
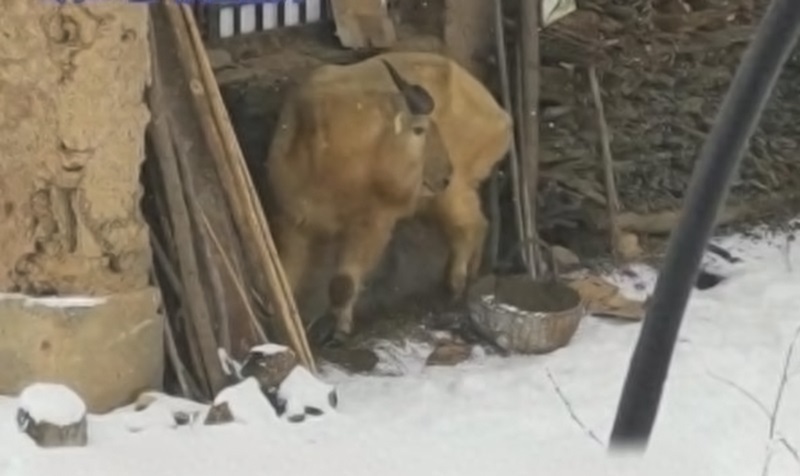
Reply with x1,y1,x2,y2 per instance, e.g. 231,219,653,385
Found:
266,51,512,343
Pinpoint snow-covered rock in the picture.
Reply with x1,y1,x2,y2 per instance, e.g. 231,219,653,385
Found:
204,401,234,425
275,366,337,423
206,378,279,425
239,343,298,390
250,343,291,356
16,383,88,447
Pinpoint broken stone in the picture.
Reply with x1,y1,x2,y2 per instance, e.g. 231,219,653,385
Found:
317,347,379,374
276,366,338,423
173,411,195,426
133,392,157,411
203,401,234,426
618,232,643,260
16,383,88,448
551,245,581,270
565,273,645,321
206,48,233,70
240,343,298,391
425,342,472,367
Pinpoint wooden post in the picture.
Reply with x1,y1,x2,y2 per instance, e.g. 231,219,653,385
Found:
330,0,396,49
518,0,543,277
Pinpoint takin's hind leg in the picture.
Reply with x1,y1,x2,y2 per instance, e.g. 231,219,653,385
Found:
328,217,395,343
431,181,489,301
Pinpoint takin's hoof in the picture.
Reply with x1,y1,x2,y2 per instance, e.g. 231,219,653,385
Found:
446,285,469,306
307,314,336,348
329,330,351,347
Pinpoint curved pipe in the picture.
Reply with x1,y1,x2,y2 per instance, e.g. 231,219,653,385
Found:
609,0,800,452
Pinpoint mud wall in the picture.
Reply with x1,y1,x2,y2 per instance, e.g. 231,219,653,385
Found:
0,1,152,295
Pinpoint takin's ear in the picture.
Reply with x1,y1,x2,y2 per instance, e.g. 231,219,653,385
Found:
381,60,435,116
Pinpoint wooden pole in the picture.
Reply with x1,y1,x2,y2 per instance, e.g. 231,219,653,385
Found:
493,0,527,267
518,0,543,276
588,66,622,261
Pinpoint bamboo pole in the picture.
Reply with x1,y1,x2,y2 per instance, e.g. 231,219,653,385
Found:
147,79,226,394
178,3,315,370
173,134,234,354
160,0,315,371
200,211,269,343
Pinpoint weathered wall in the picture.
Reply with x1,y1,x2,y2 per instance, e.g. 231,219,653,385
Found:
0,1,152,295
443,0,494,81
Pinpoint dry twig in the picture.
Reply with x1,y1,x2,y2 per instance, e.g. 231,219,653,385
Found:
200,211,269,343
761,325,800,476
546,368,603,446
588,66,622,261
707,371,800,468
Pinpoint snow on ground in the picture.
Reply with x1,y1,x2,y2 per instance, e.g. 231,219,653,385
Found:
2,227,800,476
0,294,106,308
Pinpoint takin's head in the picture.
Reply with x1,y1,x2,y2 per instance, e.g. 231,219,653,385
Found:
382,60,453,196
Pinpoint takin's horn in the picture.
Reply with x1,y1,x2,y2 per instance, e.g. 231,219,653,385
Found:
381,60,435,116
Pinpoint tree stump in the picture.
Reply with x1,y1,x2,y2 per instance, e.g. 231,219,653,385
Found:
239,343,298,391
16,383,88,448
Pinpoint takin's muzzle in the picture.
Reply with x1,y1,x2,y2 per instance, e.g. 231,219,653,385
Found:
420,121,453,195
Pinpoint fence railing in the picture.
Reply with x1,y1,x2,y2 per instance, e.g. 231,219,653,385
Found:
191,0,333,42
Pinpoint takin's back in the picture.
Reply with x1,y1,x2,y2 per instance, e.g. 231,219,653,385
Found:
280,51,512,184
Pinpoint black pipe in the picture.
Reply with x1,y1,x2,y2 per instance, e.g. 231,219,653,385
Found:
609,0,800,451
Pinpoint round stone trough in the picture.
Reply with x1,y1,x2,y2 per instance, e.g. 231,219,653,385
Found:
468,274,586,354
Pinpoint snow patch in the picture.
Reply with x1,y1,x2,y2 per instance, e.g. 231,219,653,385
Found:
120,401,177,433
0,293,106,309
249,343,289,356
1,228,800,476
18,383,86,426
277,366,336,418
211,378,279,424
218,347,242,378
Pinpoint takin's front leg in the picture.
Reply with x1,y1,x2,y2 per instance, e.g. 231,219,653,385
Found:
328,217,396,343
273,214,313,295
431,180,488,301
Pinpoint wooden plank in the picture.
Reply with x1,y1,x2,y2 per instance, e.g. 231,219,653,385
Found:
330,0,396,49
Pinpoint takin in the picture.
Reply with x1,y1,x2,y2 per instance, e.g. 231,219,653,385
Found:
266,51,513,343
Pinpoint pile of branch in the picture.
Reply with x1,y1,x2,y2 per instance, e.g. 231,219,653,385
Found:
508,0,800,236
144,0,315,401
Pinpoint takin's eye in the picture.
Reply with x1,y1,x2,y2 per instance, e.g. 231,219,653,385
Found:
411,126,425,136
